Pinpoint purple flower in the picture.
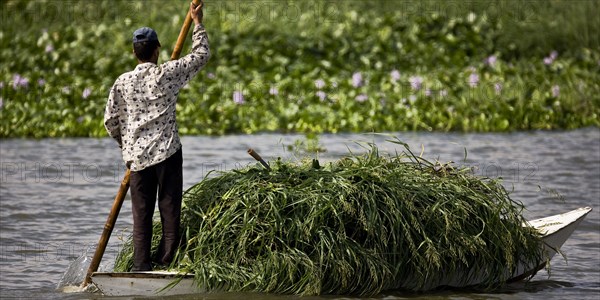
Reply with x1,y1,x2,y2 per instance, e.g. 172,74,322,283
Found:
269,87,278,96
543,51,558,65
62,86,71,94
207,73,216,79
485,55,497,67
233,91,245,104
316,91,327,101
494,83,503,94
45,44,54,53
82,88,91,99
12,74,29,89
439,89,448,97
352,72,363,88
314,79,326,89
408,76,423,91
38,79,46,87
468,73,479,88
12,74,21,89
0,82,4,89
0,98,3,110
332,81,338,88
390,70,401,83
551,85,560,98
355,94,368,102
424,89,432,97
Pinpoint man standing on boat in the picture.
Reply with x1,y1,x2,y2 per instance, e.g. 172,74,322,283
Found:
104,2,209,271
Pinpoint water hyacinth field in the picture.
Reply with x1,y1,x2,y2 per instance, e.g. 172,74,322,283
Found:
1,0,599,137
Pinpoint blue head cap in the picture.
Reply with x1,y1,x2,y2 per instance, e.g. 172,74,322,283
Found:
132,27,161,46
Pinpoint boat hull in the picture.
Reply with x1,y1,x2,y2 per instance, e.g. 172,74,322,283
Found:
91,271,198,296
91,207,592,296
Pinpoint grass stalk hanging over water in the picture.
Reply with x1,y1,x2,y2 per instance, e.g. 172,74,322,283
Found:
114,139,546,295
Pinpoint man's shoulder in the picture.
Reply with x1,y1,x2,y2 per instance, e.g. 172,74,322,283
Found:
114,70,137,85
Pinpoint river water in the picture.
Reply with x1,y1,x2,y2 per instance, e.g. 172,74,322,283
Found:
1,128,599,299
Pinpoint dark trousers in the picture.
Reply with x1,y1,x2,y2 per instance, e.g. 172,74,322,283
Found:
129,149,183,271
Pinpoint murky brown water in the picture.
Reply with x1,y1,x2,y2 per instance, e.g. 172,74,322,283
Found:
1,128,598,299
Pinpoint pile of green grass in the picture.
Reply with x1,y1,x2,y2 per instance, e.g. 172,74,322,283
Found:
114,141,546,295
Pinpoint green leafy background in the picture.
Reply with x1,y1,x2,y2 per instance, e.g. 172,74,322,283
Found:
1,0,599,137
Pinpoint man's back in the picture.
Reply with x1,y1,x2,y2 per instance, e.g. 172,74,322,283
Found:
105,23,210,171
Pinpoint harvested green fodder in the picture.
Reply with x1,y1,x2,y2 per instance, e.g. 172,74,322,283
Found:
114,141,546,295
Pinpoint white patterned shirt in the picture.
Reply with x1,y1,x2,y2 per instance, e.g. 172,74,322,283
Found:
104,24,210,171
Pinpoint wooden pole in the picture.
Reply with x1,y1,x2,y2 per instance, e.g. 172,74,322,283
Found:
247,149,271,170
171,0,203,60
81,169,130,286
82,0,203,288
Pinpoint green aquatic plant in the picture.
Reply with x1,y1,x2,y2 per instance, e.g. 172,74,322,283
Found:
1,0,599,137
114,140,547,295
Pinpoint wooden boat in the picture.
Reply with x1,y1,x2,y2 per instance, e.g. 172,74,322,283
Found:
91,206,592,296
